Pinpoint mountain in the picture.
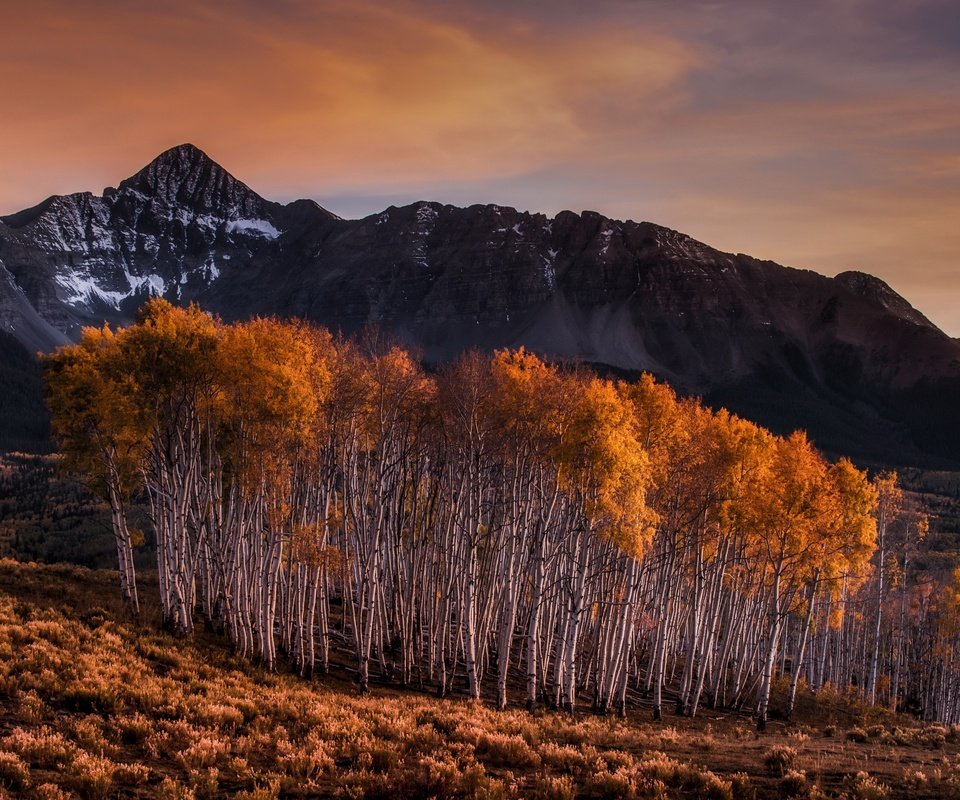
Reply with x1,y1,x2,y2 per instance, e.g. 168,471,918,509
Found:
1,144,959,464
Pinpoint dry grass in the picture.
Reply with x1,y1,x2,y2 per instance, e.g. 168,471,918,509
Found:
0,560,958,798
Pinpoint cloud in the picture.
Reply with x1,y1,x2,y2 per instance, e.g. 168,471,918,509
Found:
0,0,697,195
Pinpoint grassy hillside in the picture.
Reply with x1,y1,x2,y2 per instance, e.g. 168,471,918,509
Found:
0,561,958,799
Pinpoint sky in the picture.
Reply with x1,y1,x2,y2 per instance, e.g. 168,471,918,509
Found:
2,0,959,333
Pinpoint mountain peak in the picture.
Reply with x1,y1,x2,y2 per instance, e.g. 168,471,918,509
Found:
159,142,208,161
116,144,265,215
835,270,937,331
126,143,222,183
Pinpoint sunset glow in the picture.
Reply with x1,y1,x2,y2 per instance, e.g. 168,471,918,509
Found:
4,0,959,333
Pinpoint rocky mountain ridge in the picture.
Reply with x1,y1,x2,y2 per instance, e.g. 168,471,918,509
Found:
1,144,958,464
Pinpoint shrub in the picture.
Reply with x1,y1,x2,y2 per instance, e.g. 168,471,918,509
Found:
636,753,734,800
113,762,151,785
763,745,798,775
901,768,927,788
370,753,502,799
533,773,576,800
2,726,75,769
583,768,635,799
187,767,220,799
845,727,868,743
114,712,154,744
34,785,72,800
780,770,809,798
729,772,753,800
842,771,889,800
234,778,281,800
17,689,47,723
0,751,29,790
539,742,588,773
178,732,231,770
415,709,458,738
70,715,112,756
66,750,116,799
61,682,120,714
194,702,244,730
276,731,334,781
917,726,947,749
157,777,197,799
474,732,540,769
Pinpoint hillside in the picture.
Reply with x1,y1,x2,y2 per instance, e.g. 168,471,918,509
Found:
2,145,960,465
0,332,48,452
1,559,958,799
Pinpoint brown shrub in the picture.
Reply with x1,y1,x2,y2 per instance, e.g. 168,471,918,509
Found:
918,725,948,749
583,768,635,799
538,742,589,773
533,773,576,800
275,731,334,782
842,771,890,800
0,751,29,790
178,732,232,771
2,726,75,769
65,750,116,799
34,785,73,800
780,770,809,798
474,732,541,769
763,745,798,775
845,727,869,743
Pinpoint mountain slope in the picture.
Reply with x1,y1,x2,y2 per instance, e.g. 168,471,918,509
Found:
1,145,958,464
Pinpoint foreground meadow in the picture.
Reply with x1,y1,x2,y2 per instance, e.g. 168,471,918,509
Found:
0,561,958,799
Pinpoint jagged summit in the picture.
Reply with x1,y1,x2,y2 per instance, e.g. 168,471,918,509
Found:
114,143,267,217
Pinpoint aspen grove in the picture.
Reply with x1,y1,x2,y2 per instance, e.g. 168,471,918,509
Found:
43,300,960,728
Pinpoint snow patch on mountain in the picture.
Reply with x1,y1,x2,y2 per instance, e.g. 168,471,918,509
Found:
225,218,280,239
55,272,129,307
54,265,168,309
416,204,438,226
542,248,559,290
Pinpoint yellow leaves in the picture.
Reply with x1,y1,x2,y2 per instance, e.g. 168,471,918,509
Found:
42,323,148,496
216,317,323,443
125,298,220,398
290,524,342,570
489,347,566,449
873,471,903,531
824,459,877,584
487,351,657,557
44,300,885,577
558,375,655,557
330,336,435,450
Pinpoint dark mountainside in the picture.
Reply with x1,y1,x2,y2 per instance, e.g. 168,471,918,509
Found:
1,143,959,465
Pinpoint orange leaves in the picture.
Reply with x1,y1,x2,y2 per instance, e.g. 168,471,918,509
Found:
44,300,884,575
559,375,655,557
216,318,324,442
824,459,877,584
487,349,656,557
489,347,567,453
330,336,435,451
125,298,220,401
290,523,342,570
42,325,146,496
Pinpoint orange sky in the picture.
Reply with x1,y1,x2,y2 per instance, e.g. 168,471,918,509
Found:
3,0,959,334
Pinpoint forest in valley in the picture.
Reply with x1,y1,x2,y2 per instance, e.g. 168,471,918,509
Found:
41,299,960,731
